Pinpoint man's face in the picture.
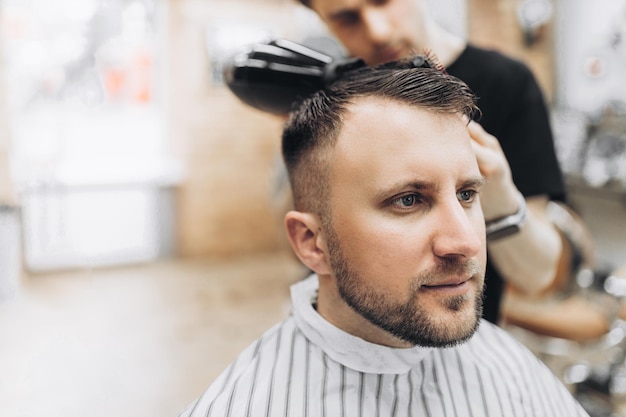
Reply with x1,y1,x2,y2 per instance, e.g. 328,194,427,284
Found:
324,97,486,347
308,0,427,65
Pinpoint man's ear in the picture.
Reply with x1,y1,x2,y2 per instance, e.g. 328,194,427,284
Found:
284,211,331,275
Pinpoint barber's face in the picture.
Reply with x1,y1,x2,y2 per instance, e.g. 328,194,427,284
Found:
325,97,486,347
309,0,427,65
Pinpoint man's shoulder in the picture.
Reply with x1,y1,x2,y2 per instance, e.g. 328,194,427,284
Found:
176,317,302,417
472,318,522,345
464,319,550,370
465,320,528,358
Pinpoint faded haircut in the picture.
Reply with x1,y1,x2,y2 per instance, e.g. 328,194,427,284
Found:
281,55,479,219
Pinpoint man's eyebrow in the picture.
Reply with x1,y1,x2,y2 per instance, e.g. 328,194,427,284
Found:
461,176,486,189
375,176,485,201
374,180,436,201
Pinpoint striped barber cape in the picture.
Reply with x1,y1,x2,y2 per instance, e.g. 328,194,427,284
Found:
177,275,589,417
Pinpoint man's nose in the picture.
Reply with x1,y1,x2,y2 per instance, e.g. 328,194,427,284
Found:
431,201,483,259
361,7,393,45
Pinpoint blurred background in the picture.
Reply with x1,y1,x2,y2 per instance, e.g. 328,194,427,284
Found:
0,0,625,416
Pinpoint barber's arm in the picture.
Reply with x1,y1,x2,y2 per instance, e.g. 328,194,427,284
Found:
469,122,562,294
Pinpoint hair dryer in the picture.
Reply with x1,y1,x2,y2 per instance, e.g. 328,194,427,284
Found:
222,38,365,115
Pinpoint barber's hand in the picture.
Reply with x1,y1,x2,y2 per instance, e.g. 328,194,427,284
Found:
468,121,521,221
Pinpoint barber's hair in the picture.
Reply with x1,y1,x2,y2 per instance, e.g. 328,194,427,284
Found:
281,55,479,217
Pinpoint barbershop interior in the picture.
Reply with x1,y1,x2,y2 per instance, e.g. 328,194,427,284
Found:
0,0,625,416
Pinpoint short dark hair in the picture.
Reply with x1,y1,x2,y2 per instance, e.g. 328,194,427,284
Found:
281,55,479,217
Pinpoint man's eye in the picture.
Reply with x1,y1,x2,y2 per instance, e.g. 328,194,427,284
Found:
393,194,420,208
458,190,477,203
334,12,359,26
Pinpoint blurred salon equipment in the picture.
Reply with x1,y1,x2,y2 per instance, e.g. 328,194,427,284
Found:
582,103,626,190
1,0,177,273
516,0,554,46
502,200,626,416
503,265,626,416
0,205,20,301
536,5,626,413
547,18,626,415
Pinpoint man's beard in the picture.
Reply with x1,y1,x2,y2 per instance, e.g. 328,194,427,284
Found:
325,226,484,348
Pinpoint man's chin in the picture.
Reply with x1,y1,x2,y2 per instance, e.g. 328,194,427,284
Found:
418,298,482,345
417,311,481,347
420,289,478,314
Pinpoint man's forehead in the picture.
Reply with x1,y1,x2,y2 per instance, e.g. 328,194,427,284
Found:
348,92,471,123
331,97,475,177
340,96,457,135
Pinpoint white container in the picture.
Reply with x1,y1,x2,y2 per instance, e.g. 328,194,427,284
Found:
0,205,21,301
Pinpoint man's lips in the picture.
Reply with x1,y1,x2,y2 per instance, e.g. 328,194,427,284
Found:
422,276,471,288
420,277,473,295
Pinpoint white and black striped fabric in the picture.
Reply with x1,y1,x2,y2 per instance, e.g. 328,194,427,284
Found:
177,275,589,417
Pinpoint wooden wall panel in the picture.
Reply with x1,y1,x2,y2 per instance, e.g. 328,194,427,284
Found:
169,0,294,258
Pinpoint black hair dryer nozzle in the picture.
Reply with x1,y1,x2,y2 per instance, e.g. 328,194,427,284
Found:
222,38,364,115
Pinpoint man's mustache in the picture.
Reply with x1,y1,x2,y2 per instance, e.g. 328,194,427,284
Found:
415,258,484,288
